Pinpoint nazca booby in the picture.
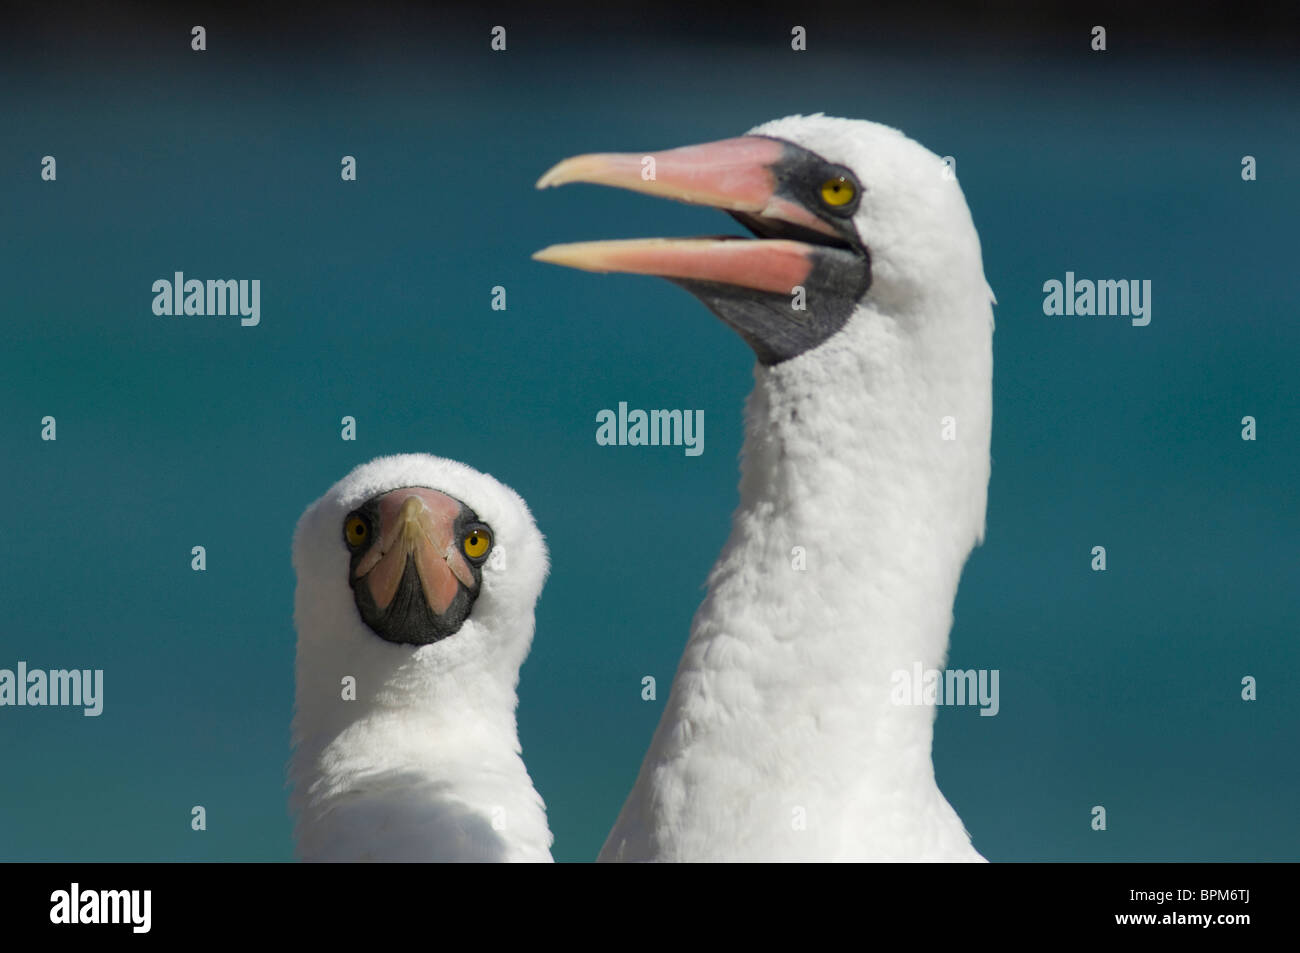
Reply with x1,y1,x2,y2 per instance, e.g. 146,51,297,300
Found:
289,454,553,862
536,115,993,861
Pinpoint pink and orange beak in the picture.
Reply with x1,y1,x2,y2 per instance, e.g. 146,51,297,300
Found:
533,136,839,291
352,488,476,616
348,487,486,646
532,132,870,365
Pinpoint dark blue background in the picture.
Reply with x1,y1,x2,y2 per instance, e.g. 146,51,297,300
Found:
2,6,1296,861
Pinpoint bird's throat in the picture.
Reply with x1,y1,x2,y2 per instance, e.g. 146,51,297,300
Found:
662,320,991,788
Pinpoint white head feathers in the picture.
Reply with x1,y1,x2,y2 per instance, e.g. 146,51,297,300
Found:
747,113,994,319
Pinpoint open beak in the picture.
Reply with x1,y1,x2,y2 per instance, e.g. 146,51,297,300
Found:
534,136,840,292
532,132,870,365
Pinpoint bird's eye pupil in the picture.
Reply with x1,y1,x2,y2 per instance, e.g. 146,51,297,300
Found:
821,176,855,207
463,528,490,558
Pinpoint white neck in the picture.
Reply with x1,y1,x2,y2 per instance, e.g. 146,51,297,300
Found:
290,616,552,862
603,296,992,861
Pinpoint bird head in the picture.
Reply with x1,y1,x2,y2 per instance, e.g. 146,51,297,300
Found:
293,454,549,680
534,113,990,365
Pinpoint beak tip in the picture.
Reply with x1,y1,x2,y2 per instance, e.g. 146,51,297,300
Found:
535,163,570,190
531,242,605,272
532,245,573,269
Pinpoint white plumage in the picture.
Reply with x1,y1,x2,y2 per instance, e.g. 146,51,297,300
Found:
289,453,553,862
599,116,995,861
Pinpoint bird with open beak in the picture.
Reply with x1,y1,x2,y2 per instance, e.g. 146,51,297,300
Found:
535,115,995,862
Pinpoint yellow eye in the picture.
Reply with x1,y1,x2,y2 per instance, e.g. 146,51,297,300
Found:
462,527,492,560
820,176,855,207
345,516,368,548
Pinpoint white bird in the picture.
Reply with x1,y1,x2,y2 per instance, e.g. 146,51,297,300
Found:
536,115,994,861
289,453,553,862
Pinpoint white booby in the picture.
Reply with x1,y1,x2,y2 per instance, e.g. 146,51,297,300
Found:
536,115,994,861
289,453,553,862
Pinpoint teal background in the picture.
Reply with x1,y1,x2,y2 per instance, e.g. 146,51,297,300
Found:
2,11,1297,861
